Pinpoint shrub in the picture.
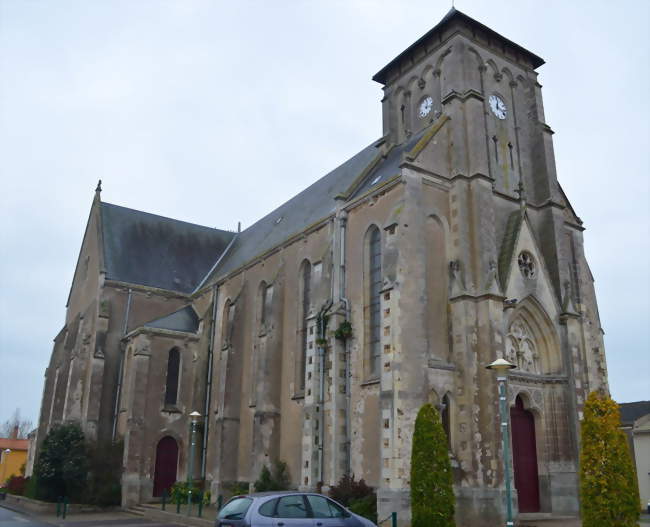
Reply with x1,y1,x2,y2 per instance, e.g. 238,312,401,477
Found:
31,427,123,505
329,473,377,524
580,391,640,527
34,423,87,502
202,490,211,506
24,474,38,499
410,403,455,527
84,439,123,506
253,460,291,492
170,481,203,504
6,475,26,495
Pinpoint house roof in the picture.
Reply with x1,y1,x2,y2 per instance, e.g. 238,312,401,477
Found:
143,305,200,333
0,438,28,451
100,202,235,294
619,401,650,427
373,8,545,85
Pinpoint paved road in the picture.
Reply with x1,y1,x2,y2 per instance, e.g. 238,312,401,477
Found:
0,506,51,527
0,507,185,527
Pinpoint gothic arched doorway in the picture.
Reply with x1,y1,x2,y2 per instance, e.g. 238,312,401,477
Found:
153,436,178,497
510,396,540,512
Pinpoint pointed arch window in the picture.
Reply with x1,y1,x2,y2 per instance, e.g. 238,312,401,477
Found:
164,348,180,406
259,282,273,330
367,226,382,378
222,300,235,350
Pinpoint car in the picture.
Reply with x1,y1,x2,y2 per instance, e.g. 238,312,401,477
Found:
215,491,378,527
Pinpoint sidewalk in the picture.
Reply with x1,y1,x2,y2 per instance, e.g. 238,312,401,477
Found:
1,498,139,526
129,503,214,527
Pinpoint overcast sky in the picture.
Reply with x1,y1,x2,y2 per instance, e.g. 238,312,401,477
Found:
0,0,648,428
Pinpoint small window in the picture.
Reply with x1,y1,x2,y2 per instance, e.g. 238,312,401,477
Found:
258,498,278,517
217,497,252,520
441,394,451,446
260,283,273,326
276,495,309,518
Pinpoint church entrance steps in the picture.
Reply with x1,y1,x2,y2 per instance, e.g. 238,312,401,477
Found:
518,513,581,527
126,505,146,516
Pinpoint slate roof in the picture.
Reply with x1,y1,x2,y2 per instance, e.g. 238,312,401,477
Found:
100,202,235,293
373,8,545,85
202,140,381,282
619,401,650,427
202,127,431,285
143,305,200,333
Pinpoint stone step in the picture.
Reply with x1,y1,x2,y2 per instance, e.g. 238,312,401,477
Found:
518,514,581,526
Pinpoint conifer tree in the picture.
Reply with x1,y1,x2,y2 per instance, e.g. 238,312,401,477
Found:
410,403,455,527
580,391,640,527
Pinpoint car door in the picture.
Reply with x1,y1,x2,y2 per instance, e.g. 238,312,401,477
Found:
305,495,352,527
272,495,314,527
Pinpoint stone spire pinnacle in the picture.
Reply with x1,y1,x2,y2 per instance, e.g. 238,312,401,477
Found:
95,180,102,201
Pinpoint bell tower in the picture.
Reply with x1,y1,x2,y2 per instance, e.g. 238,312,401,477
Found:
369,8,604,526
373,8,560,203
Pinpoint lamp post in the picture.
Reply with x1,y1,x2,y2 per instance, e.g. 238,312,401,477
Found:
187,411,201,515
486,358,516,527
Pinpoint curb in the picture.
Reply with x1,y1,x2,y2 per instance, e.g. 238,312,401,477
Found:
137,504,214,527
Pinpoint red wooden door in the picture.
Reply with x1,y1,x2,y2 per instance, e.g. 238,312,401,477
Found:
153,436,178,497
510,396,540,512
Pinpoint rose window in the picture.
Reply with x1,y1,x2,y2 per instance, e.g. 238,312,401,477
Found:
518,251,535,279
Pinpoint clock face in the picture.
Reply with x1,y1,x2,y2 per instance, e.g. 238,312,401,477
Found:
489,95,507,119
418,96,433,118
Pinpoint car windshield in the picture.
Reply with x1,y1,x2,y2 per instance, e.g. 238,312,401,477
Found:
218,497,253,520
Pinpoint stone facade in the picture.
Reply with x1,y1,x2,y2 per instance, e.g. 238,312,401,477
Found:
35,8,608,526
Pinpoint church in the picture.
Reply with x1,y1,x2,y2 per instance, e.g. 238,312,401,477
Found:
35,8,609,526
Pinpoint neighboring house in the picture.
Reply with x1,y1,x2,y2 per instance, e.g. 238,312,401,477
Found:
0,428,29,484
633,414,650,511
620,401,650,510
34,8,609,526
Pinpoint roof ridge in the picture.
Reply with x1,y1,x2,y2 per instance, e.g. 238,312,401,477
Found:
200,139,382,285
236,140,382,237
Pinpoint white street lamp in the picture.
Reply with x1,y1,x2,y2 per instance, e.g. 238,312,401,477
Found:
486,357,516,527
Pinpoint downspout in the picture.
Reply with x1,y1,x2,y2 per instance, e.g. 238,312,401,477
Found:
338,211,352,475
201,284,219,478
317,299,333,485
112,288,132,441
